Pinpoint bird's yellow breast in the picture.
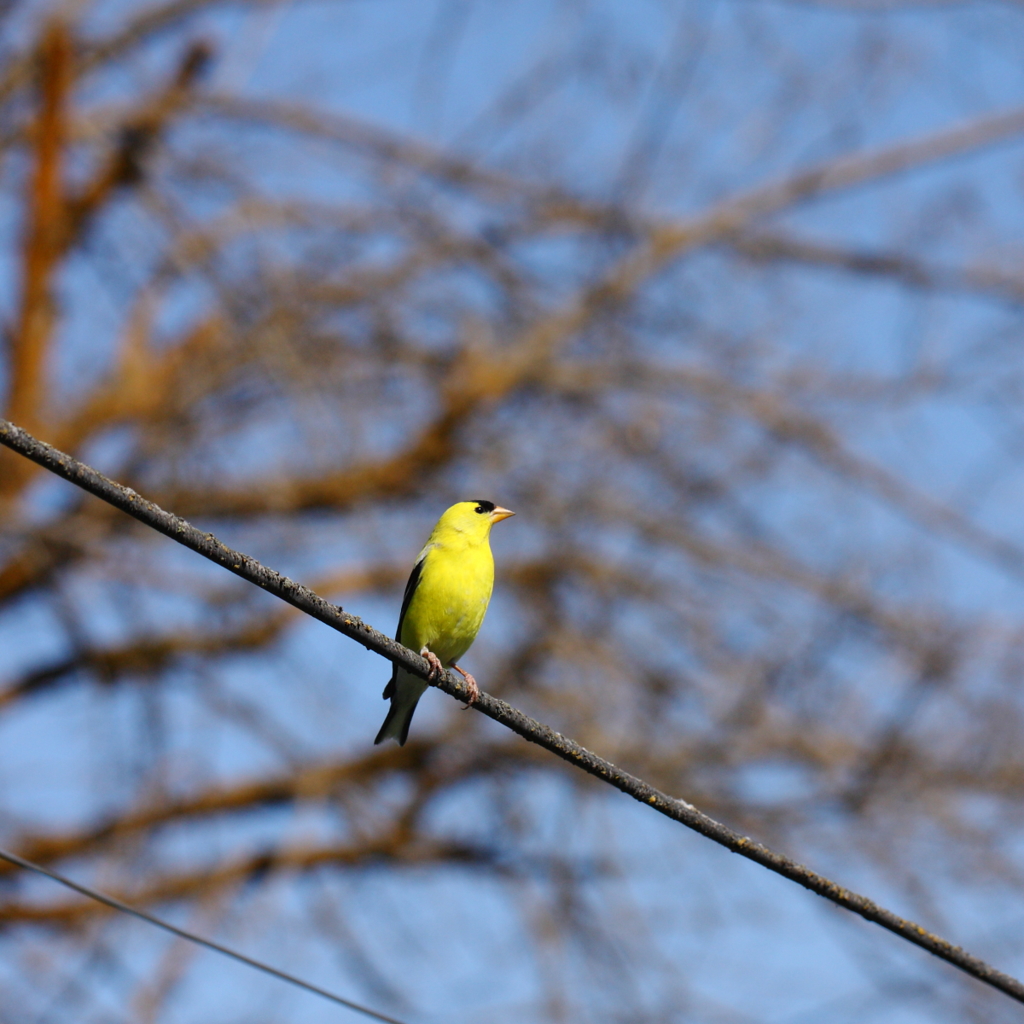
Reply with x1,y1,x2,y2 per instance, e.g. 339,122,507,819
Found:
398,538,494,667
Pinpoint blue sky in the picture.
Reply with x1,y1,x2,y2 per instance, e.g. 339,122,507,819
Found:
6,0,1024,1021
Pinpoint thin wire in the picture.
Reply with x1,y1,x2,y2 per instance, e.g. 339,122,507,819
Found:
0,847,410,1024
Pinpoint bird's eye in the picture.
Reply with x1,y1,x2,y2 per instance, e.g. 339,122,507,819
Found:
475,506,486,514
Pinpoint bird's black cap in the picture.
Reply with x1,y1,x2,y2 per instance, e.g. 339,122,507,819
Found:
471,500,495,513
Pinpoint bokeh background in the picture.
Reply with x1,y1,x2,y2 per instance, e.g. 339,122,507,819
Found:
4,1,1024,1021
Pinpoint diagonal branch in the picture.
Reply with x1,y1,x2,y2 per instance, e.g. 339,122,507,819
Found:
3,745,432,871
731,231,1024,306
551,360,1024,587
210,96,1024,244
1,416,1022,1003
0,564,403,708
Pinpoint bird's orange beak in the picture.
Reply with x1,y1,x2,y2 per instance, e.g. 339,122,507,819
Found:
489,506,515,523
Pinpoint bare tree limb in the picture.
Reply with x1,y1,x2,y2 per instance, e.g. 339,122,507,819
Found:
731,231,1024,306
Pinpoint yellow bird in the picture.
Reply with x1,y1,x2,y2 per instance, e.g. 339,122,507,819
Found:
374,500,515,746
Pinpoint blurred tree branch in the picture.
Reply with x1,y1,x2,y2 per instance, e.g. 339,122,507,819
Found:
3,4,1024,1020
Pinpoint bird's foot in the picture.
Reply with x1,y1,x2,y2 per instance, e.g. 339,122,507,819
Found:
420,647,444,681
451,664,480,708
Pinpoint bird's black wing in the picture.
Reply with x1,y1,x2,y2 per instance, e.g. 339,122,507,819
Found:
383,554,425,699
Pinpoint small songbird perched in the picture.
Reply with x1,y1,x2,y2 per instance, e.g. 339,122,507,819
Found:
374,500,515,746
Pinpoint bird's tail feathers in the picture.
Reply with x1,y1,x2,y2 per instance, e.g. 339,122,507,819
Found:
374,671,426,746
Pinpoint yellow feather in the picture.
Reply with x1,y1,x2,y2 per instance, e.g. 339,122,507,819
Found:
374,501,514,745
400,520,494,664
